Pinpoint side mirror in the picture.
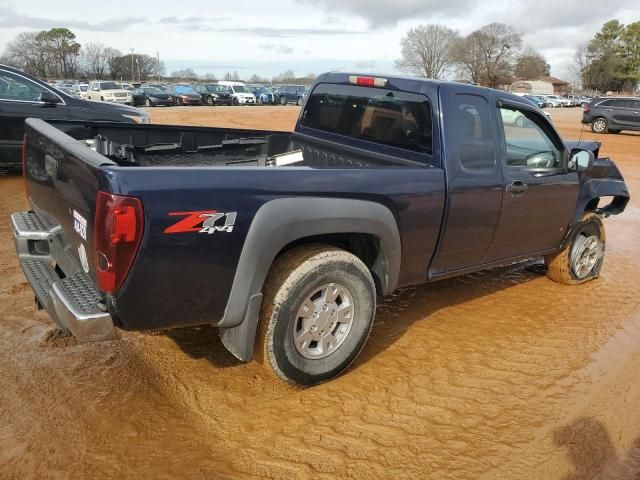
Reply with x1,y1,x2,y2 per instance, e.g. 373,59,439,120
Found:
568,149,594,173
39,90,60,105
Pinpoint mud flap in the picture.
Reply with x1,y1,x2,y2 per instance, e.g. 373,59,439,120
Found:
219,293,263,362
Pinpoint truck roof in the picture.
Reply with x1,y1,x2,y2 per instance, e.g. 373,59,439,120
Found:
315,71,529,106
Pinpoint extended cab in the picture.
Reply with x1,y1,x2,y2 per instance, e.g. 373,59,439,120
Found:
12,73,629,385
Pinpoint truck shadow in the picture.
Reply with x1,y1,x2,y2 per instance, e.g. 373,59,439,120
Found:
355,259,548,365
166,259,548,369
554,417,640,479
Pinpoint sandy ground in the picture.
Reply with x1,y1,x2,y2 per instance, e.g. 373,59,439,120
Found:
1,106,639,480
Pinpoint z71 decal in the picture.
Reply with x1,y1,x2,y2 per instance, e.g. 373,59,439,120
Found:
164,210,237,234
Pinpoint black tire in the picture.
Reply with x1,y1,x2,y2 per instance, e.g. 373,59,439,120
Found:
257,245,376,386
145,98,152,107
296,97,303,106
177,97,183,106
591,117,608,134
232,97,239,106
280,96,287,106
100,96,104,101
207,96,214,106
545,212,605,285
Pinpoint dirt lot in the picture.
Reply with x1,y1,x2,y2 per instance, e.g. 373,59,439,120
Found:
1,106,639,479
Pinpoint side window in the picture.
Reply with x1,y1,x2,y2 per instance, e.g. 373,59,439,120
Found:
499,106,562,170
0,70,45,102
92,83,100,91
598,99,614,107
451,93,496,170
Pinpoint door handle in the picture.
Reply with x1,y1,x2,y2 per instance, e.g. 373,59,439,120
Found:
506,180,528,196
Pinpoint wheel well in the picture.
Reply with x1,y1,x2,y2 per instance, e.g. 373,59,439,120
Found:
277,233,382,294
584,198,600,212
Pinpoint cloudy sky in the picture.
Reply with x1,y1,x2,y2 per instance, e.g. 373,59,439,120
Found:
0,0,638,80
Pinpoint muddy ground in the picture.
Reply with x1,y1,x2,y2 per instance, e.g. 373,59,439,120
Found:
1,106,639,479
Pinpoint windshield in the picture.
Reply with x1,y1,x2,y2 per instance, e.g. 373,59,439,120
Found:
143,87,164,94
206,84,227,93
174,86,196,94
100,82,119,90
233,85,248,93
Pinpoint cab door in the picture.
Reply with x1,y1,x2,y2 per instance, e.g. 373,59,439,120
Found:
429,85,503,275
482,99,579,262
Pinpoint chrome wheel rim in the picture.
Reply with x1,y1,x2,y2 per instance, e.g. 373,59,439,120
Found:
571,234,603,279
593,119,606,132
292,283,355,359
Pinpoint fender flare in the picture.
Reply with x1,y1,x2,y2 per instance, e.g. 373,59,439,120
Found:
218,197,401,361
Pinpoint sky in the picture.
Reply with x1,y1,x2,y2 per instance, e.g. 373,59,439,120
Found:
0,0,638,81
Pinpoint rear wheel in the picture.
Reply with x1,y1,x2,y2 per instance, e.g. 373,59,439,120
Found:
296,97,303,106
280,96,287,106
591,117,608,134
145,98,152,107
256,245,376,386
232,97,239,106
545,212,605,285
207,96,214,106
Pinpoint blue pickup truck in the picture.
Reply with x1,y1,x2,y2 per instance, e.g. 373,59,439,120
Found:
11,73,629,385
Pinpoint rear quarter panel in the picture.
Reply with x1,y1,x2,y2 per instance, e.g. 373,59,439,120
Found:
104,166,445,330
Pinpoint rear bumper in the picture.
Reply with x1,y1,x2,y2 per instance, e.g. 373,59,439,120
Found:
11,211,118,343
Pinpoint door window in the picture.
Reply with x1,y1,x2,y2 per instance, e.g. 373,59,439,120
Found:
451,93,496,170
499,106,562,170
0,70,45,102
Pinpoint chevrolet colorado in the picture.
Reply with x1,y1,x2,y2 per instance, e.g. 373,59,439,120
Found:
11,73,630,385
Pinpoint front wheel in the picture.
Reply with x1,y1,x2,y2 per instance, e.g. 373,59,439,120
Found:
256,245,376,386
296,97,303,106
145,98,152,107
280,96,287,106
545,212,605,285
591,117,608,133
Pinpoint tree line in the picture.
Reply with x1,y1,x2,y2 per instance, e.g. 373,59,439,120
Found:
170,68,317,85
576,20,640,93
0,28,164,81
396,22,550,88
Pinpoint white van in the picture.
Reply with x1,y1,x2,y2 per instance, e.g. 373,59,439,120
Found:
217,81,256,105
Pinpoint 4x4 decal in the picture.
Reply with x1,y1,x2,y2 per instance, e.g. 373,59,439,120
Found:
164,210,237,234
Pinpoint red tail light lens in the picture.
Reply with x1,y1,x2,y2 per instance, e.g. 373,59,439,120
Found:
94,191,144,293
583,104,590,113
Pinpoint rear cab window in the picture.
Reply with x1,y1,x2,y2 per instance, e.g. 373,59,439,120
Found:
299,83,434,165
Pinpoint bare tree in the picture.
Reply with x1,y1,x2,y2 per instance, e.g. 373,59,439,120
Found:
453,23,522,88
395,24,459,79
223,70,241,81
104,47,122,80
81,42,109,79
202,72,217,81
171,68,198,80
515,48,550,79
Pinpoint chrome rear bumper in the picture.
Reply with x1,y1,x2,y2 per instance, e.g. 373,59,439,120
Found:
11,211,118,342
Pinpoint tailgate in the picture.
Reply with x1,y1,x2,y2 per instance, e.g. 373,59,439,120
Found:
23,118,115,281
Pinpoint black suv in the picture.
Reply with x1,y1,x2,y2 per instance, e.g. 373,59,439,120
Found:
582,97,640,134
0,64,149,172
278,85,307,105
191,84,232,106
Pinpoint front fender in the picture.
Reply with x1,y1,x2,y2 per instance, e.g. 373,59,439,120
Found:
218,197,401,361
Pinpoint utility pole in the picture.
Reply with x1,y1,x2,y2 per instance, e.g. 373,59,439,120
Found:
157,51,160,82
130,48,135,82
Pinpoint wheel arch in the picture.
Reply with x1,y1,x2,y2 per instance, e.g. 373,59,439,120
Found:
218,197,401,361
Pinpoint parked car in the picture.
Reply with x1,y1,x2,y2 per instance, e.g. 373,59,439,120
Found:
582,97,640,134
85,81,133,105
523,95,546,108
168,85,202,106
249,85,278,105
192,83,232,106
132,86,174,107
540,95,563,108
566,94,587,107
0,64,149,172
218,81,256,105
11,72,629,386
279,84,307,105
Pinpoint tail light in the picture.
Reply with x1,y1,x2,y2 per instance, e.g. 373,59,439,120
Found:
22,134,29,198
348,75,388,88
583,104,590,113
94,191,144,293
